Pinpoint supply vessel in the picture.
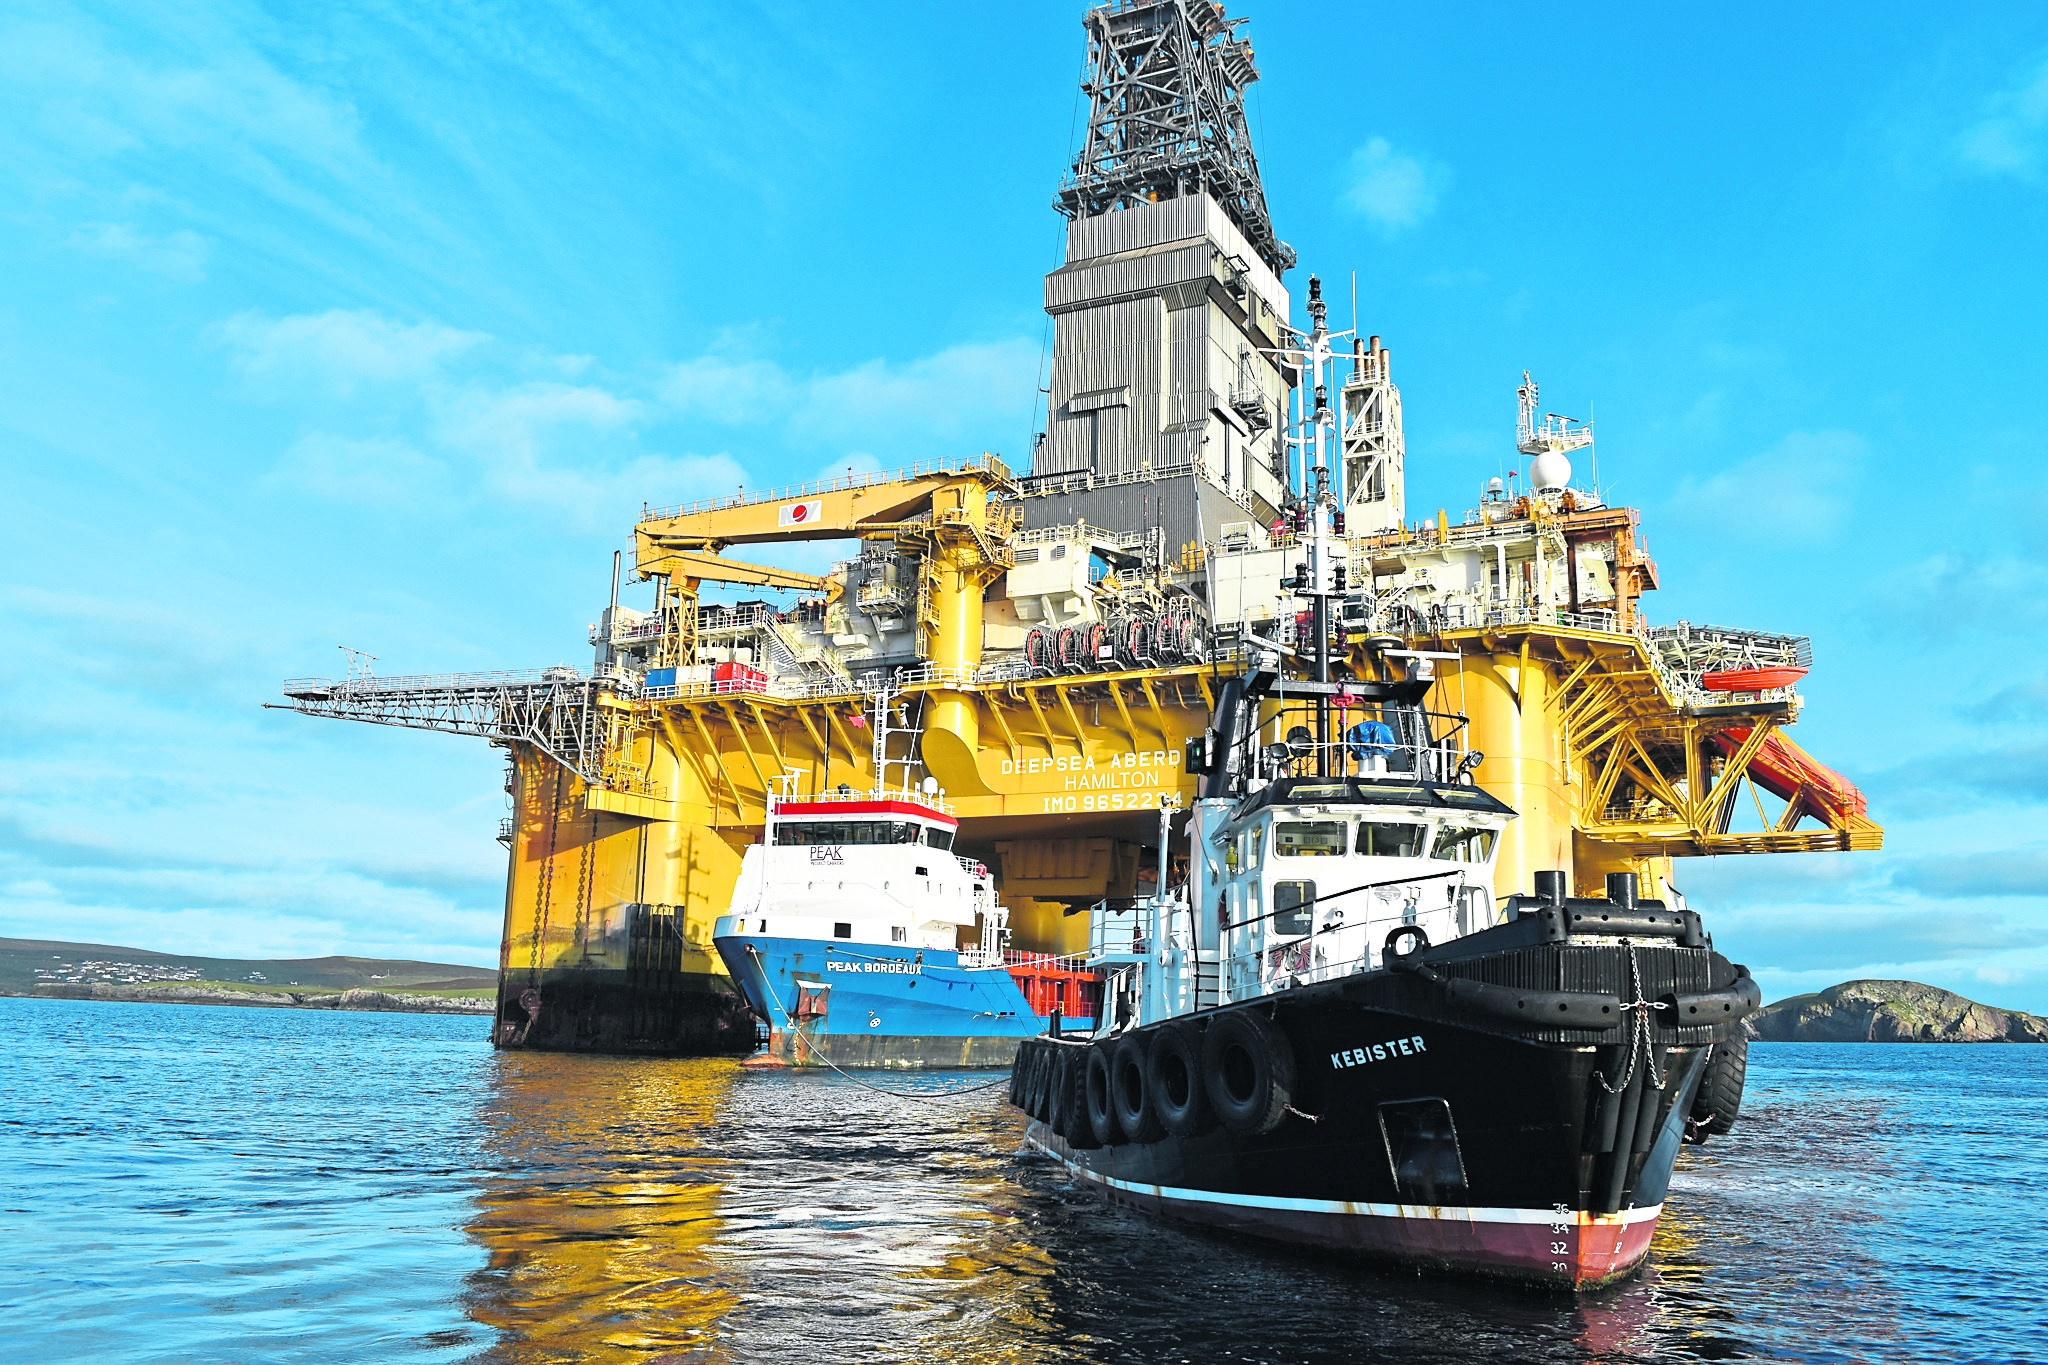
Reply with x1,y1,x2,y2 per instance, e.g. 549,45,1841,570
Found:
276,0,1878,1118
710,699,1097,1067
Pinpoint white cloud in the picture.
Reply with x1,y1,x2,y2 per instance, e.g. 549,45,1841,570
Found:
0,16,369,174
62,221,207,281
788,339,1041,448
268,433,446,506
217,308,1038,532
436,380,643,464
1668,429,1869,543
1341,137,1447,234
1957,55,2048,180
660,354,788,424
215,308,487,395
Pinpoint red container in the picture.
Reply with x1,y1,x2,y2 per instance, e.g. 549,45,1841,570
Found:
712,661,769,694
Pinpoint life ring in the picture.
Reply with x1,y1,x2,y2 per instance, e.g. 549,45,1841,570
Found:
1111,1033,1165,1143
1383,924,1431,967
1201,1010,1296,1135
1146,1021,1209,1137
1689,1036,1748,1137
1084,1044,1122,1146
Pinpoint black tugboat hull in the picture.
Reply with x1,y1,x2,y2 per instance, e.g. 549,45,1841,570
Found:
1012,914,1749,1288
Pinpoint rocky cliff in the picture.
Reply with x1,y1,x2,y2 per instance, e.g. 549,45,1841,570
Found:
1744,979,2048,1043
31,981,492,1015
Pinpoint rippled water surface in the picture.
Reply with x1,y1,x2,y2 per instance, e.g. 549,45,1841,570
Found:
4,996,2045,1363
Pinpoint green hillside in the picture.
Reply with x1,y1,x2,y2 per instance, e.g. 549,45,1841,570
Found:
0,937,495,996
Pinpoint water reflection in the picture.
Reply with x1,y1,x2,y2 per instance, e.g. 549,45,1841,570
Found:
458,1050,2034,1364
466,1055,744,1361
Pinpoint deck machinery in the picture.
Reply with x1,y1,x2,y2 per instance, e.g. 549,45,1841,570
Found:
277,0,1879,1054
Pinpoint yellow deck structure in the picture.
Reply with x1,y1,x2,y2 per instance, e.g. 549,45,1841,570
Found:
329,454,1872,1052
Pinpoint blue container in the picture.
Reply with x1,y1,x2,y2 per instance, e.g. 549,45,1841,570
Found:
645,667,677,687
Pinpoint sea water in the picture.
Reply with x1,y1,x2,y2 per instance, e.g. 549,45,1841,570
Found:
3,995,2042,1364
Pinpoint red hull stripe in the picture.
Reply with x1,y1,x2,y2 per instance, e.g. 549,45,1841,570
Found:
1030,1132,1660,1288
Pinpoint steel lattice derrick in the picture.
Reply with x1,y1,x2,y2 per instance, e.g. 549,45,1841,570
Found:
1059,0,1294,275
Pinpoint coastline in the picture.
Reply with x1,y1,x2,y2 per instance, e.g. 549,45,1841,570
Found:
14,982,493,1016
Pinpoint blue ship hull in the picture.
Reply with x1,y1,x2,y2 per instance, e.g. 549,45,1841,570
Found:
715,933,1092,1069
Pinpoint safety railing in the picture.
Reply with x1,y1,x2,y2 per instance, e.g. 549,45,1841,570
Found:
1219,869,1484,995
1245,733,1480,787
773,784,954,817
282,666,594,698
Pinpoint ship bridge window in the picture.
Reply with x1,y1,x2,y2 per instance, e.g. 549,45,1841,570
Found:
1274,821,1346,857
1431,826,1497,864
1272,881,1314,938
1289,784,1349,801
1357,822,1424,858
775,821,923,846
922,825,955,851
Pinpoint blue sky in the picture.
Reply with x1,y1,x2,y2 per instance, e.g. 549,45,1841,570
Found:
3,1,2045,1006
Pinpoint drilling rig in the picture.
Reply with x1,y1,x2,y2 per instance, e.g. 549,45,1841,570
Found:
277,0,1878,1054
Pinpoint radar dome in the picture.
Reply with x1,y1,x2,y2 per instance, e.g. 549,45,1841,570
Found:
1529,448,1572,493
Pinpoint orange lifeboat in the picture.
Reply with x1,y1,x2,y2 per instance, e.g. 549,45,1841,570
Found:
1700,666,1807,692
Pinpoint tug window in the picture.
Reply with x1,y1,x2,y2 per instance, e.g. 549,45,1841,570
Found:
1431,826,1497,864
922,825,955,850
1275,821,1347,857
1356,822,1425,858
1273,881,1315,938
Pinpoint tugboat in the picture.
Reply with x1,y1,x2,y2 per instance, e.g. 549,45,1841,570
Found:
1012,659,1758,1286
715,698,1099,1068
1008,342,1759,1286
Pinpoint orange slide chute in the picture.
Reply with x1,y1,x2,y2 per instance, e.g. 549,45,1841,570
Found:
1715,728,1869,821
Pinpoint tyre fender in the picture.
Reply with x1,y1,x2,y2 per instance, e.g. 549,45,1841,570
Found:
1062,1047,1104,1148
1046,1047,1074,1136
1147,1021,1209,1138
1202,1010,1296,1136
1026,1043,1053,1119
1084,1043,1122,1146
1111,1033,1166,1143
1690,1036,1748,1136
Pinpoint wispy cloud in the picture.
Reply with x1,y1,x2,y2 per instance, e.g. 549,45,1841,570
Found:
660,354,788,425
214,308,488,395
788,340,1041,449
1666,429,1869,543
61,221,207,281
267,433,448,506
1340,137,1448,235
1889,847,2048,899
1957,54,2048,180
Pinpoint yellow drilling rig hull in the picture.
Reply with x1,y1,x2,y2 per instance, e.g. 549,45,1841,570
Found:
476,465,1880,1053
